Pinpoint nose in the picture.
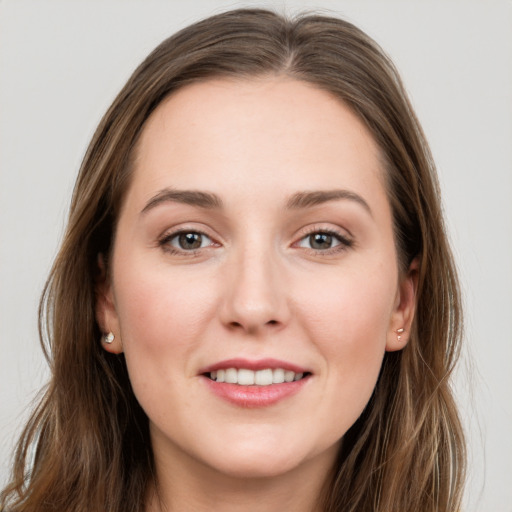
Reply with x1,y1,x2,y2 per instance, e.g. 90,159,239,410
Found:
218,245,290,335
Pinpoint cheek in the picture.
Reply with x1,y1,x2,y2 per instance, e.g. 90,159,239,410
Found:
111,261,217,387
296,260,396,407
298,258,396,344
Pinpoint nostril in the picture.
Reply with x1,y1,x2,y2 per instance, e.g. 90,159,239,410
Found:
227,319,280,332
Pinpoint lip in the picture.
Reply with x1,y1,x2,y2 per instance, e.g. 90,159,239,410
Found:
202,375,310,408
199,358,312,408
199,358,310,374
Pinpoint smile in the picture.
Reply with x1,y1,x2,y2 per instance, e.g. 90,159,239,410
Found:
208,368,306,386
200,358,312,407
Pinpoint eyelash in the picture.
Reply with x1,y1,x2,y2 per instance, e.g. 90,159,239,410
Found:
158,227,353,256
295,227,353,256
158,229,216,256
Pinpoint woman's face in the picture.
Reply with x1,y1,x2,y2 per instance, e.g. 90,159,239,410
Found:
98,78,416,480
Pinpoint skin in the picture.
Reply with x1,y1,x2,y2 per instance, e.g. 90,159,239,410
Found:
97,77,417,511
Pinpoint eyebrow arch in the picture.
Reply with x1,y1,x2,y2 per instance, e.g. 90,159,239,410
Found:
286,190,372,216
141,188,223,214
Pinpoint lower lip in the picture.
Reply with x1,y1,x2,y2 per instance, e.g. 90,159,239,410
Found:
202,375,310,408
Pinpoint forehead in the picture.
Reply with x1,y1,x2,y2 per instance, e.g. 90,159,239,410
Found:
127,77,386,210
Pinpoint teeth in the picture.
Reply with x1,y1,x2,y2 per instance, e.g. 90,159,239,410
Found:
209,368,306,386
254,369,273,386
272,368,285,384
238,368,255,385
284,370,295,383
225,368,237,384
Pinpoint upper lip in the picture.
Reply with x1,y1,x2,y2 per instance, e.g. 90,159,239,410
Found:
199,358,310,375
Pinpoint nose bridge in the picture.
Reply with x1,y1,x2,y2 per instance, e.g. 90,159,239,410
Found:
220,234,289,333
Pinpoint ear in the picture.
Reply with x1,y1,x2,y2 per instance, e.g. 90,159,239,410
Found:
386,257,419,352
95,253,123,354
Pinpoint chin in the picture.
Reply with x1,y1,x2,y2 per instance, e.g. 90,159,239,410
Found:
208,451,305,480
199,434,338,481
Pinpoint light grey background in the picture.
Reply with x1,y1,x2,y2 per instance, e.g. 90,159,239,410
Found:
1,1,511,510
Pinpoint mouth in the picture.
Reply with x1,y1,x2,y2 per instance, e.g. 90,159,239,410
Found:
199,358,312,407
205,368,311,386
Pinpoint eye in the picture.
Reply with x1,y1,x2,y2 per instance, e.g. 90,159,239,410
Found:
296,230,352,252
161,230,214,252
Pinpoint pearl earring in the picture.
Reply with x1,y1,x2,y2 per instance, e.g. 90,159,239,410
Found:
104,332,115,344
396,328,404,341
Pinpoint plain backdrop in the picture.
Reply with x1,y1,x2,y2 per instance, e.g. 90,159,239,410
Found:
1,1,511,510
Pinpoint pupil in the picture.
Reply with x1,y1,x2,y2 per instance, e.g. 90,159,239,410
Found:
310,233,332,249
179,233,202,249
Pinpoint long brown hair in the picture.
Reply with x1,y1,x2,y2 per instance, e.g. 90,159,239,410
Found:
1,8,465,511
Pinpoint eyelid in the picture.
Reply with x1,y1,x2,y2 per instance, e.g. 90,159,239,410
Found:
156,223,353,257
158,226,220,255
292,225,354,255
169,231,213,249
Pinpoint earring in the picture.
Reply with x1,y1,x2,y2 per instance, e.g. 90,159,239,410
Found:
104,332,115,344
396,328,404,341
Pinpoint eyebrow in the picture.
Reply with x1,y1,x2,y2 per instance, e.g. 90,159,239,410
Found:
141,188,223,214
140,187,371,216
286,190,372,216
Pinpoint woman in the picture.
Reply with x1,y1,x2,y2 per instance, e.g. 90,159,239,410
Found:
1,8,465,512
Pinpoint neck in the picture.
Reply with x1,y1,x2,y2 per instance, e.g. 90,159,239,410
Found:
147,442,337,512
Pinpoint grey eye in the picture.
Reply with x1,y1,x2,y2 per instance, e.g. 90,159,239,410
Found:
310,233,335,250
298,232,342,250
170,232,212,250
